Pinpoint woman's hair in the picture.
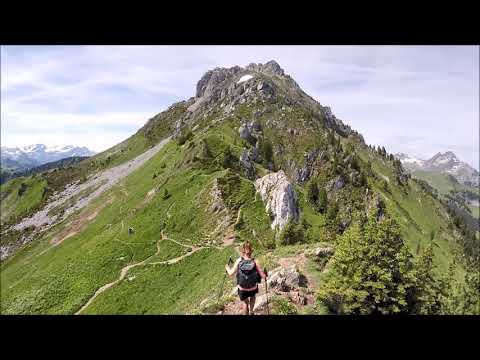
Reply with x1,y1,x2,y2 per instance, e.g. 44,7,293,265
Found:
241,241,253,257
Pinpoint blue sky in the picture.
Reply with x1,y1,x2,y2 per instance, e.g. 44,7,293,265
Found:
1,45,478,169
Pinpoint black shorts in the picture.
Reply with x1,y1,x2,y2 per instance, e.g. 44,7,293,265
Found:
238,287,258,301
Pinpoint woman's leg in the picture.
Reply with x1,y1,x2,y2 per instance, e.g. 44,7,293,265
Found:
242,300,249,315
249,296,256,314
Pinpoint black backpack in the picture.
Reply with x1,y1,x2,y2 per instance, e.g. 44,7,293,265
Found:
237,258,260,288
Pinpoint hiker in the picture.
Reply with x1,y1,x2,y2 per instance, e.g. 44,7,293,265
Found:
225,241,267,315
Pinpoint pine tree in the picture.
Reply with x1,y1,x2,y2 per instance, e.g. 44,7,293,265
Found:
411,243,443,314
326,200,339,233
318,187,328,214
278,220,304,245
317,208,416,314
456,263,480,314
439,260,459,314
307,180,319,207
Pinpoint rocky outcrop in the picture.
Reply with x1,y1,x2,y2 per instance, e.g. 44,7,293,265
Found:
238,123,257,146
254,170,299,232
195,66,242,99
327,175,345,193
239,149,256,180
187,62,282,116
323,106,352,137
246,60,285,77
295,148,322,183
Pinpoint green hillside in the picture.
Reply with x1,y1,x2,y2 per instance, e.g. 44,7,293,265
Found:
412,170,468,195
1,61,478,315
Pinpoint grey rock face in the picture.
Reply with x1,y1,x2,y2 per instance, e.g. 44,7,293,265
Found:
195,66,242,98
239,149,256,180
238,123,257,146
327,175,345,193
295,149,321,183
296,167,311,183
248,147,261,163
246,60,285,76
254,170,299,232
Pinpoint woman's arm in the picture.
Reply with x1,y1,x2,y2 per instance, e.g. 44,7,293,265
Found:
225,258,241,277
255,260,267,279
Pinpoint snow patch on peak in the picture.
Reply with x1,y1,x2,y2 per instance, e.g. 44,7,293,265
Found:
237,74,253,84
45,145,75,153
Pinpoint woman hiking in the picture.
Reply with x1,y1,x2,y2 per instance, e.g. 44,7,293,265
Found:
225,241,267,315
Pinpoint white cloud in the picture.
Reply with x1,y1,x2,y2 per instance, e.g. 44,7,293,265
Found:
1,45,478,169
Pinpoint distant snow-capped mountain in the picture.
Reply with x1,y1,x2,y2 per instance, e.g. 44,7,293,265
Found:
395,151,479,187
1,144,96,171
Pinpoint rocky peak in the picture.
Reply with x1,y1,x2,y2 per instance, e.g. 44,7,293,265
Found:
246,60,285,76
194,60,286,100
195,66,242,98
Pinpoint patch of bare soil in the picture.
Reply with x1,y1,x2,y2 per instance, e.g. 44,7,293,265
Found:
50,197,114,246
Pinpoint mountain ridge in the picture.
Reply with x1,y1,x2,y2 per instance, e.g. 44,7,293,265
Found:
395,151,479,187
1,60,478,315
1,144,96,172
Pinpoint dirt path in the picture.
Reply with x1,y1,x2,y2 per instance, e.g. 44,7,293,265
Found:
75,230,217,315
219,252,318,315
75,237,165,315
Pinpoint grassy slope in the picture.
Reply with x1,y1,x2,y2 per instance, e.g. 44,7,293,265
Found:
0,102,185,233
0,118,275,314
411,170,467,195
356,144,465,280
412,169,479,222
0,176,47,226
1,100,469,314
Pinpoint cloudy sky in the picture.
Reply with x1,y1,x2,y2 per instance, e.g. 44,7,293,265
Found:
1,45,478,169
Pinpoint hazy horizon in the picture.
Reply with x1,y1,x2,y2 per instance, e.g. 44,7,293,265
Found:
1,45,478,170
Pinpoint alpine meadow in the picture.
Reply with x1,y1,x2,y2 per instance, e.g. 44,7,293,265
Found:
1,54,479,316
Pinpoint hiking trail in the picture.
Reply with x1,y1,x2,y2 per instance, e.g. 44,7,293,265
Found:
75,230,224,314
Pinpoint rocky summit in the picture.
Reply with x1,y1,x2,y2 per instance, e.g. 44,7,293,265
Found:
1,61,478,315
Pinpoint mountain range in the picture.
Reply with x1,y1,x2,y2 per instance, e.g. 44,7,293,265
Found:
1,60,478,315
1,144,96,171
395,151,479,187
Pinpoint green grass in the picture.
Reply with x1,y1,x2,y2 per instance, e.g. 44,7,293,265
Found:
358,147,466,279
411,170,467,196
0,133,245,314
0,176,47,226
148,240,189,263
83,247,236,314
468,205,479,219
1,96,471,314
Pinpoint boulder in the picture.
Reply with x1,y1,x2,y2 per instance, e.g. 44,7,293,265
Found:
267,265,308,292
253,294,269,312
313,246,335,258
287,290,308,306
254,171,299,232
